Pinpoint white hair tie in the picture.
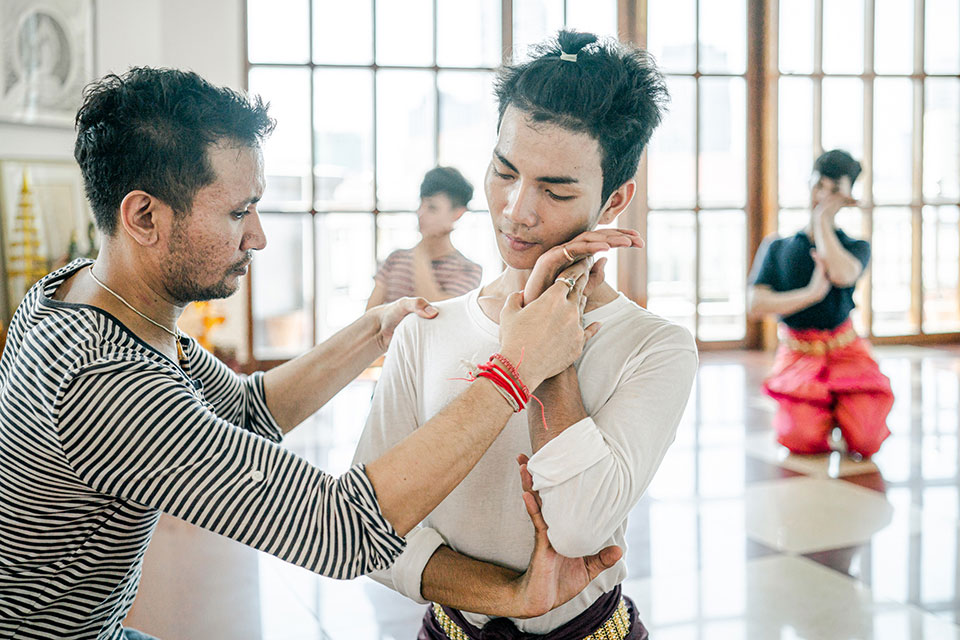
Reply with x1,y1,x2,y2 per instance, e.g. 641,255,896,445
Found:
559,51,578,62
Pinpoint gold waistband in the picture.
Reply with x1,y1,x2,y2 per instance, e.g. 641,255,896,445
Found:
431,599,631,640
781,323,857,355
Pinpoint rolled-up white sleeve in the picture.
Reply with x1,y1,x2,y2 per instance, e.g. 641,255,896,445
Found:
367,525,446,603
526,332,698,558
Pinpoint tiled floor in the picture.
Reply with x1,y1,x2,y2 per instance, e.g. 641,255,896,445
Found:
124,346,960,639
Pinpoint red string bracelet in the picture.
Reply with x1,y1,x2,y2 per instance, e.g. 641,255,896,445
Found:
451,351,549,430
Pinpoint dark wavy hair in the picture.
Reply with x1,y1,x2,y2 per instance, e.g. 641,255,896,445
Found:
420,166,474,208
814,149,862,186
494,30,669,204
74,67,275,234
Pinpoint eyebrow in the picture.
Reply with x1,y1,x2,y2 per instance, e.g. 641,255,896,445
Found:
230,195,262,211
494,150,580,185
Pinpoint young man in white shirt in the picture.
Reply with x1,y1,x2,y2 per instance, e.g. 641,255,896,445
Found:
353,30,698,639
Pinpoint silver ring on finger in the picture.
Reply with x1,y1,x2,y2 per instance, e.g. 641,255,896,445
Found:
555,276,577,290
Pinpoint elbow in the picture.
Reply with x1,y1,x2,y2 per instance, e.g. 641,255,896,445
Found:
546,527,606,558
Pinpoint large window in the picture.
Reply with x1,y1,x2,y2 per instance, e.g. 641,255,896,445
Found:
644,0,749,342
245,1,960,361
247,0,617,361
775,0,960,339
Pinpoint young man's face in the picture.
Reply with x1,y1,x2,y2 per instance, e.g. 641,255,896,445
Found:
484,105,607,270
164,144,267,304
809,173,852,210
417,193,463,239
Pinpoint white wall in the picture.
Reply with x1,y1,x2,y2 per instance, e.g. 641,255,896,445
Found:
0,0,244,159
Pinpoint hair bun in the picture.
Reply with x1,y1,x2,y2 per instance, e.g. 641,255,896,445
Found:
556,29,598,56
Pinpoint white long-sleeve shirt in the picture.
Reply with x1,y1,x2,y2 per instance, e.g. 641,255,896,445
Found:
352,287,698,632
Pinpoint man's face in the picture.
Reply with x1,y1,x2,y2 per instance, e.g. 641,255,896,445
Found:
165,144,267,304
810,173,852,210
417,193,462,239
484,106,606,270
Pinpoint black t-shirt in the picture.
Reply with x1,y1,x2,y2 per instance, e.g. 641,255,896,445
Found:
749,229,871,330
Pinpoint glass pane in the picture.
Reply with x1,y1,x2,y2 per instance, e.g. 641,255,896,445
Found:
699,77,746,207
513,0,563,60
376,71,437,210
314,69,374,211
698,210,746,341
451,211,502,286
376,212,419,262
566,0,618,38
699,0,746,74
249,68,312,212
821,78,864,160
437,0,501,67
438,71,498,209
248,0,309,64
253,214,313,359
315,213,374,341
922,206,960,333
822,0,864,74
646,211,696,335
647,76,696,208
779,0,814,74
376,0,433,66
872,207,917,336
647,0,696,74
926,0,960,74
777,208,808,236
874,0,914,75
873,78,914,204
924,79,960,202
779,77,814,207
313,0,372,64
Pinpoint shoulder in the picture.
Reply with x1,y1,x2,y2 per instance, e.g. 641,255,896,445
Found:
602,298,698,357
392,294,472,341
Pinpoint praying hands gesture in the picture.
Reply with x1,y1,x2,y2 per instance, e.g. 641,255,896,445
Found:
508,454,623,618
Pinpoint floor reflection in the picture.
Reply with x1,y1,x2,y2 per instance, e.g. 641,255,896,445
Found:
125,346,960,639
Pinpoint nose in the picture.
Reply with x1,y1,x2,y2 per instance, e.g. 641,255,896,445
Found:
502,180,538,228
242,209,267,251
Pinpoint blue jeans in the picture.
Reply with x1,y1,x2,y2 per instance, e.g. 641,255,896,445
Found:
122,629,159,640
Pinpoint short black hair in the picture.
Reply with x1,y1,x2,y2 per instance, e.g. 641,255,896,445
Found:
74,67,275,234
419,166,474,208
494,30,669,205
814,149,862,186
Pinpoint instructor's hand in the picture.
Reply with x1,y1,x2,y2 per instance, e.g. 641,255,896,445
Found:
499,272,599,390
509,454,622,619
369,297,439,352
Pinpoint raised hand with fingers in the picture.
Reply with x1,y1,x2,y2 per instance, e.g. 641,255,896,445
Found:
522,228,643,305
509,454,623,619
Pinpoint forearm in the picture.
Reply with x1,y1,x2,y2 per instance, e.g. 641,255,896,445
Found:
747,286,817,318
812,216,862,285
420,545,522,617
263,312,384,432
365,378,515,536
528,366,588,453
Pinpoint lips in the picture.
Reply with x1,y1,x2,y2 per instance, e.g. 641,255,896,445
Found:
502,232,538,251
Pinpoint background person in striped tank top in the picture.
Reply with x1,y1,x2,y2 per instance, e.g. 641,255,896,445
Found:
367,167,484,309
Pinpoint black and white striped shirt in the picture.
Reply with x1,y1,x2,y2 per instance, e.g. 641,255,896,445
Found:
0,260,405,639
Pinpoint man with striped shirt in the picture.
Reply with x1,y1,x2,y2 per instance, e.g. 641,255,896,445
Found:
0,68,615,639
367,167,484,309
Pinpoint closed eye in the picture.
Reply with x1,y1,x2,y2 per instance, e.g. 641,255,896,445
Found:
547,191,575,201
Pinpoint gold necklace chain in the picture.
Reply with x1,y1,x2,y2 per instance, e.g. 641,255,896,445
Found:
88,267,186,362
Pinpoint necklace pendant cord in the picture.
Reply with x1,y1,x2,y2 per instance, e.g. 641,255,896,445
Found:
88,267,187,363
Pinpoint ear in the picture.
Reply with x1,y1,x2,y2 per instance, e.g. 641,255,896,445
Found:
452,206,467,223
118,190,169,247
597,179,637,226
